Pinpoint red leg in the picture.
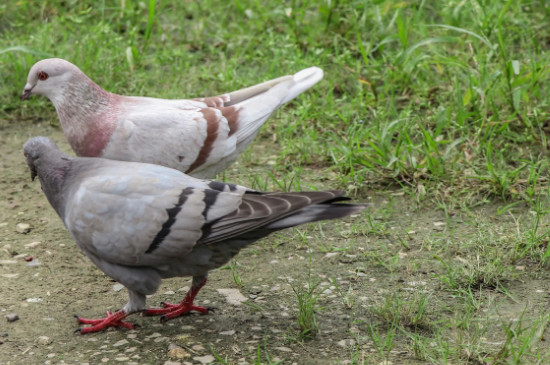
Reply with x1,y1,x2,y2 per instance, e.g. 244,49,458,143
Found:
143,277,209,320
75,310,135,334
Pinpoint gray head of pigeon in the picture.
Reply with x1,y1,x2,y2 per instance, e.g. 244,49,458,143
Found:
24,137,72,217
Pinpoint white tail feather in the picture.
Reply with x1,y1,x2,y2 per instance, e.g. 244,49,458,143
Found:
234,67,323,143
281,66,324,104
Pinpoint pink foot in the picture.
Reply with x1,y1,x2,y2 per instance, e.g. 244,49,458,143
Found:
75,310,136,334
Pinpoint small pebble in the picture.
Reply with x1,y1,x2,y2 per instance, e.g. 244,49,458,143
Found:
193,355,215,364
1,274,19,278
216,288,247,306
16,223,31,234
168,345,190,360
275,346,292,352
337,338,356,348
113,339,129,347
0,260,17,265
37,336,53,345
5,313,19,323
113,283,124,292
219,330,235,336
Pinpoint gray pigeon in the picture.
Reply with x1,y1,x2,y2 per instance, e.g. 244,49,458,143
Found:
21,59,323,178
24,137,365,334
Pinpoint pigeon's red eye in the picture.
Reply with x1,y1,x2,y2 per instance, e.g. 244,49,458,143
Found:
38,71,48,81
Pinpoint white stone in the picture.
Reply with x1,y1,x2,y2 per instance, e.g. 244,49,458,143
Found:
5,313,19,322
113,283,125,292
113,339,129,347
193,355,215,364
275,346,292,352
216,288,247,306
37,336,53,345
337,338,356,348
16,223,31,234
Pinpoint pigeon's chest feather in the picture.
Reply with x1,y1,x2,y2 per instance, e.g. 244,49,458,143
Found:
57,96,119,157
75,120,116,157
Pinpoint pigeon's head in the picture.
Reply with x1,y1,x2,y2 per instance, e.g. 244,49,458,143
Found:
21,58,81,101
23,137,60,181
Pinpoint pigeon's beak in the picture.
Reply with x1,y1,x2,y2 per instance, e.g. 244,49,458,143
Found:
20,84,33,101
30,168,37,181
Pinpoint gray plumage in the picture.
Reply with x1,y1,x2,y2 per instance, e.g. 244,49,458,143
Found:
24,137,365,333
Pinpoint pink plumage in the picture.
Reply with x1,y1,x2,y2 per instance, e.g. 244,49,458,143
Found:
21,59,323,178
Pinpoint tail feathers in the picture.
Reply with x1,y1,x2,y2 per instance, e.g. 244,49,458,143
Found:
199,191,366,245
233,78,295,141
233,67,323,143
281,67,324,104
225,75,293,106
226,66,323,106
266,203,366,230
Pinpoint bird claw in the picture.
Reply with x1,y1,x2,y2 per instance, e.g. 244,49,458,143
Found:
73,310,133,334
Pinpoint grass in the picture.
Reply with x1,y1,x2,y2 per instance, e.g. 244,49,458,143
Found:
3,0,550,364
289,250,320,341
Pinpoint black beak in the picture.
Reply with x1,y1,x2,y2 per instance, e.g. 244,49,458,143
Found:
21,88,33,101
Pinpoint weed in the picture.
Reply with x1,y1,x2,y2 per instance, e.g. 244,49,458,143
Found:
289,250,320,340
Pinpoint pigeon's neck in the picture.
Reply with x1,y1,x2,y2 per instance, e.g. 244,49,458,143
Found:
36,152,72,219
52,75,118,157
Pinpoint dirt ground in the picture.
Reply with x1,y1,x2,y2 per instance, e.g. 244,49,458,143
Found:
1,120,549,364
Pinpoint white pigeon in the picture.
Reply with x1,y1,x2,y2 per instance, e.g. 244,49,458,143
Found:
21,59,323,178
23,137,364,334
